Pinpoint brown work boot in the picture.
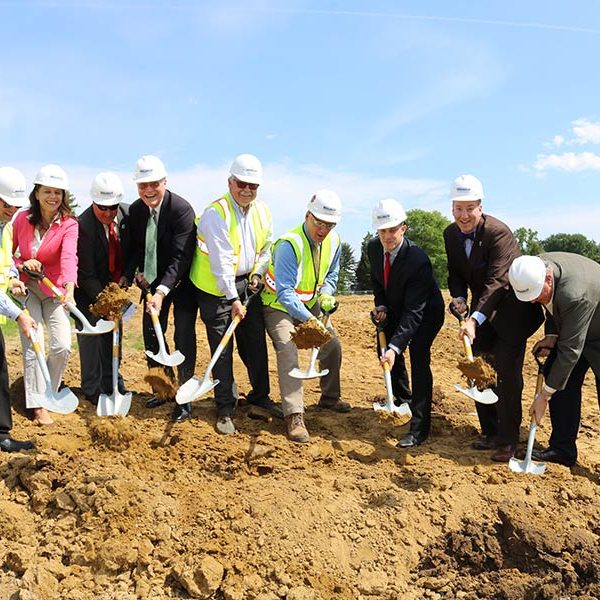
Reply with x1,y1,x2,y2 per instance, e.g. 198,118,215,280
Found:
285,413,309,443
317,395,352,413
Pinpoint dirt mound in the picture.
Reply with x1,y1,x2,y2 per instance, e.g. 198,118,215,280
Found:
88,416,135,450
90,282,132,321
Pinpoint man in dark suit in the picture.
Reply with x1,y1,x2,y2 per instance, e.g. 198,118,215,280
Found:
444,175,543,462
369,199,444,447
121,155,196,422
76,172,130,404
509,253,600,467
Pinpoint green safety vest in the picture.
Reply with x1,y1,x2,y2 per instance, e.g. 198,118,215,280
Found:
189,192,272,296
0,222,14,325
261,223,340,312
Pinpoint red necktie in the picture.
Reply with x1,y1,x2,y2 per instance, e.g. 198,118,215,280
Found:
384,251,391,288
108,222,122,282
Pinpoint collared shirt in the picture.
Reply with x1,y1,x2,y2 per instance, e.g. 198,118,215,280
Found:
0,290,22,321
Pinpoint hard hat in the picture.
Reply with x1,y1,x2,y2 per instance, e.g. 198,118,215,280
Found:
230,154,262,185
307,189,342,224
449,174,484,202
372,198,407,230
508,256,546,302
34,164,69,191
0,166,29,207
133,155,167,183
91,172,124,206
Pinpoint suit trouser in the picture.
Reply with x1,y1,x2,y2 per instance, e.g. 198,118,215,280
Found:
0,330,13,438
196,286,270,417
472,323,526,444
263,305,341,417
545,352,596,463
19,284,71,409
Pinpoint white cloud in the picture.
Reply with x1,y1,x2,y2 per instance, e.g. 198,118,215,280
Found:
533,151,600,172
551,135,564,148
570,118,600,145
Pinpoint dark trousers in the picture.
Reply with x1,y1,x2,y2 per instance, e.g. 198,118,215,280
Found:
196,285,270,417
0,330,13,438
473,323,527,444
545,352,598,463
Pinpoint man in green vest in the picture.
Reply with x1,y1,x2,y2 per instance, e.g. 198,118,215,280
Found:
190,154,281,435
262,190,351,444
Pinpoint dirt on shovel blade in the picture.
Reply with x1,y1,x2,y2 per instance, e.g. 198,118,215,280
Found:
144,368,177,399
457,356,496,389
369,395,412,425
90,282,131,321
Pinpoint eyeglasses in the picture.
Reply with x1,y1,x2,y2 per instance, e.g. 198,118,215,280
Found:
95,203,119,212
311,213,336,231
0,200,17,210
137,180,164,190
232,177,259,191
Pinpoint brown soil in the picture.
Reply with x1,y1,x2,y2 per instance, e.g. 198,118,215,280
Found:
90,283,132,321
290,318,332,350
457,356,497,389
144,368,177,400
1,293,599,599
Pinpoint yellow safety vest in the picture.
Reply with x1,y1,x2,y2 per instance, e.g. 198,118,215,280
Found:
0,222,14,325
261,223,340,312
189,192,272,296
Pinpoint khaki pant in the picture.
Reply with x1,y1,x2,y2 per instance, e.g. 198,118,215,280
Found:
20,284,72,409
263,305,341,416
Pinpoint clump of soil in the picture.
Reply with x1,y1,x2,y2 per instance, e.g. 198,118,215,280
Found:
458,356,496,389
368,394,412,425
144,367,177,399
90,282,132,321
89,416,135,450
290,318,332,349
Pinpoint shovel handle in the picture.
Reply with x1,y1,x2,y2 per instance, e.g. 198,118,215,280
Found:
462,335,474,363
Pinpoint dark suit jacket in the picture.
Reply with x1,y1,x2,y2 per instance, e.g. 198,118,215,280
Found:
75,203,129,311
123,190,195,292
444,214,543,343
368,237,444,353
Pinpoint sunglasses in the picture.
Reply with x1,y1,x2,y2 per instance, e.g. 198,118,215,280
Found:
232,177,259,191
0,200,17,210
95,203,119,212
311,214,336,231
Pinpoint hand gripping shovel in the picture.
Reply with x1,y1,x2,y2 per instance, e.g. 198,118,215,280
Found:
449,303,498,405
176,288,260,404
145,292,184,367
370,315,412,417
22,267,114,336
288,311,331,380
97,319,132,417
509,355,547,475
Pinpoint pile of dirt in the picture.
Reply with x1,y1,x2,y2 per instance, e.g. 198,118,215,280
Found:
457,356,497,389
144,368,177,399
90,282,132,321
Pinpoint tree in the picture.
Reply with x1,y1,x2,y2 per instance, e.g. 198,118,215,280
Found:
337,242,357,292
514,227,544,255
405,209,450,287
542,233,600,262
355,232,374,291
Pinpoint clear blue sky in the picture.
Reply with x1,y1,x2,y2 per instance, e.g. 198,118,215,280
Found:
2,1,600,255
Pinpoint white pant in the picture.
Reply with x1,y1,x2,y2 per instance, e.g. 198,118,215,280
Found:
19,284,72,409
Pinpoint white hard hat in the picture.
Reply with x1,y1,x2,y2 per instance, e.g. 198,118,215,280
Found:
0,166,29,208
133,155,167,183
230,154,263,185
450,174,484,202
372,198,407,230
34,164,69,191
91,172,125,206
307,189,342,224
508,256,546,302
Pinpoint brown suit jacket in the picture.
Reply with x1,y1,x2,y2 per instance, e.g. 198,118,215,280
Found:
444,213,543,344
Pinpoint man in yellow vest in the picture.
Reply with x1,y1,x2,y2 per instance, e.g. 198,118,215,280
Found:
190,154,281,435
261,190,351,444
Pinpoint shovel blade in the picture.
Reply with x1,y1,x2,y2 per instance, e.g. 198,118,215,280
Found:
373,400,412,417
454,383,498,405
508,456,546,475
97,391,132,417
145,349,185,367
78,319,115,336
33,387,79,415
288,367,329,380
176,376,219,404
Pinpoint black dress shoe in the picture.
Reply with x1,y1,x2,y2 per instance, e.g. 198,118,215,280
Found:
471,436,497,451
396,433,424,448
146,396,167,409
85,392,99,406
491,444,517,462
532,447,576,467
249,398,284,419
0,438,34,453
118,383,130,395
172,403,192,423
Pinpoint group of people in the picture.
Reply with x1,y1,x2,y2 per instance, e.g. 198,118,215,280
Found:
0,158,598,468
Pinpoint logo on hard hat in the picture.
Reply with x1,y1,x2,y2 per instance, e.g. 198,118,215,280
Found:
139,168,153,174
456,186,471,193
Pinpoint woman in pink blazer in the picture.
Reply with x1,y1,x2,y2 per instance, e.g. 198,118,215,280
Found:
12,165,78,425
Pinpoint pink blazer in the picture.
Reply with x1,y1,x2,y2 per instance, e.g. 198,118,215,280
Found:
12,210,79,297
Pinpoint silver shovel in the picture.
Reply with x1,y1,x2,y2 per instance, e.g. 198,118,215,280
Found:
145,293,184,367
97,320,132,417
289,346,329,379
509,356,546,475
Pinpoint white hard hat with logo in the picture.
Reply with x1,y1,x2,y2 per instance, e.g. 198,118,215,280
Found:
0,166,29,207
450,174,484,202
307,189,342,224
372,198,407,230
91,172,125,206
230,154,263,185
508,256,546,302
134,155,167,183
34,164,70,191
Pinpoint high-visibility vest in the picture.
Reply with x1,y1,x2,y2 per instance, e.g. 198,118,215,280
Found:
261,223,340,312
189,192,272,296
0,222,14,324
